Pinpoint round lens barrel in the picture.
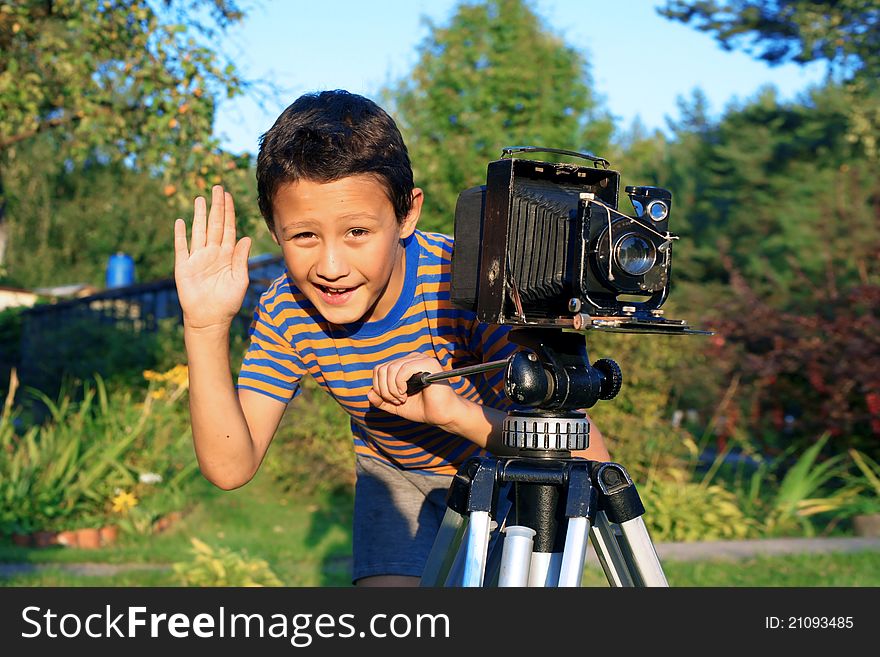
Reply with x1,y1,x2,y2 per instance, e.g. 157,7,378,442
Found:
615,234,655,276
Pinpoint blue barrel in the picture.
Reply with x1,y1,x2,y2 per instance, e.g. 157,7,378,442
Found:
106,252,135,288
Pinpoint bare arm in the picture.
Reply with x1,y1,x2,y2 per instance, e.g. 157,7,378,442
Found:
368,354,611,461
174,185,286,489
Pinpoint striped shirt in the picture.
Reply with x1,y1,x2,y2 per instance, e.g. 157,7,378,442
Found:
237,230,517,475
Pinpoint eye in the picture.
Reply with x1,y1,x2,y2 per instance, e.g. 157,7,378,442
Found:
288,231,316,242
348,228,370,238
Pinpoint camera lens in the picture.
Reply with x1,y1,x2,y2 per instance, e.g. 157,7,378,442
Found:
615,234,655,276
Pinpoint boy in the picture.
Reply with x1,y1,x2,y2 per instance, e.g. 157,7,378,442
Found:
173,89,610,587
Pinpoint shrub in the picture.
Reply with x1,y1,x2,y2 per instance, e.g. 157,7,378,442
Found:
172,538,283,587
262,377,355,496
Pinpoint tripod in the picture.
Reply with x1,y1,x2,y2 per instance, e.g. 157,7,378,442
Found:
415,329,668,587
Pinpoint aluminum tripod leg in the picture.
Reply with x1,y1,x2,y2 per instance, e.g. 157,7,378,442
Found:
589,511,636,587
617,516,668,586
419,475,513,587
420,506,466,586
557,516,591,586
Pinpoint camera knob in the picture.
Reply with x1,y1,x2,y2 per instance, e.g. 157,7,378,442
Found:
593,358,622,400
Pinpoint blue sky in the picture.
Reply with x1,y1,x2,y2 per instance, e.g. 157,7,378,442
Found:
213,0,828,155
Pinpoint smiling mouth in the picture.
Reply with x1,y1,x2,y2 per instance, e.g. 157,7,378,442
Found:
314,283,360,305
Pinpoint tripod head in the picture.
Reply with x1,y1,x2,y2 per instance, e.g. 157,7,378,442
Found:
405,327,622,454
500,328,621,454
504,329,621,411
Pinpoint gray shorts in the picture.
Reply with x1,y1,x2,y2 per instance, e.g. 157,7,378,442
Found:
352,455,453,583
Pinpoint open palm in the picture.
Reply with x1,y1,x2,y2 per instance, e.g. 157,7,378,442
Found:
174,185,252,330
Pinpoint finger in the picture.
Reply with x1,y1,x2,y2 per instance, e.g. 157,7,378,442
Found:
388,360,419,400
367,389,400,415
373,363,401,405
395,362,426,399
173,218,189,268
221,191,237,250
389,358,423,401
206,185,225,246
232,236,251,282
192,196,207,249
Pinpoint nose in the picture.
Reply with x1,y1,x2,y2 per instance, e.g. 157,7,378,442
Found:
315,242,350,281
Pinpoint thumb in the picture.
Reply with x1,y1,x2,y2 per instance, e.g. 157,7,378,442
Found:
232,236,252,280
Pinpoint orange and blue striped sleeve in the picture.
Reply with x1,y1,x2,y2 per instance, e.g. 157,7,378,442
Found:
237,285,307,403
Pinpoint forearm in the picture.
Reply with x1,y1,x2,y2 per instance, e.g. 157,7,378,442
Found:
445,398,610,461
185,323,259,489
441,399,519,457
572,416,611,462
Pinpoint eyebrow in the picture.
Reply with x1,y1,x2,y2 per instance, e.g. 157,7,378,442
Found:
279,213,381,235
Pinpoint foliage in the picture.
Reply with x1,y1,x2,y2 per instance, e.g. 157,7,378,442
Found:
17,315,186,408
0,373,139,534
658,1,879,82
643,468,760,542
664,85,879,294
728,433,855,537
263,377,355,497
172,537,283,587
384,0,612,233
763,434,850,531
630,83,880,459
0,0,260,285
0,0,248,174
838,449,880,516
0,365,199,536
0,305,26,399
710,259,880,457
1,131,258,289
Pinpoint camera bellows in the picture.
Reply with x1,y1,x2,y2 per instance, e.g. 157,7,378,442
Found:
507,184,574,305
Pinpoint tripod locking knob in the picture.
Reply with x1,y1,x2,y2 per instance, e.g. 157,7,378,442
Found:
592,358,622,400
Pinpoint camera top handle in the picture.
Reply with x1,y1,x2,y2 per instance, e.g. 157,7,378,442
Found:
500,146,610,169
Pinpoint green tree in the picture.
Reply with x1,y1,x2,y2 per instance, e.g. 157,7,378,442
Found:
384,0,613,233
1,131,257,287
658,0,878,81
670,85,878,301
658,1,880,157
0,0,253,272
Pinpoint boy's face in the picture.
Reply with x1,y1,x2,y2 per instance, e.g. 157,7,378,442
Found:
270,175,422,326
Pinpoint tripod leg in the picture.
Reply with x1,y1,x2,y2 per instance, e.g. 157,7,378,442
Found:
498,525,536,586
528,551,562,586
616,516,668,587
420,506,467,586
589,511,636,587
557,516,591,586
555,460,596,587
462,510,492,586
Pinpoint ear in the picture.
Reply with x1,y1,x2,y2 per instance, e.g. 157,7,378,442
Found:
399,188,423,240
270,228,280,246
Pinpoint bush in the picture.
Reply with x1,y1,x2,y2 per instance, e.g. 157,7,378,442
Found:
262,377,355,497
173,538,283,587
0,367,199,537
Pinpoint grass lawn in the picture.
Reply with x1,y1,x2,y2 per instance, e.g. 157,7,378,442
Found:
2,471,879,587
0,471,355,587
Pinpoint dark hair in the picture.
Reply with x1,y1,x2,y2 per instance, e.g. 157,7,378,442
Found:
256,90,414,232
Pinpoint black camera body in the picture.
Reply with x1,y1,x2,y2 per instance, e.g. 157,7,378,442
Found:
451,147,683,333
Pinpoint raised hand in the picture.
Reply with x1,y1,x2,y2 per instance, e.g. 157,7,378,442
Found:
174,185,252,331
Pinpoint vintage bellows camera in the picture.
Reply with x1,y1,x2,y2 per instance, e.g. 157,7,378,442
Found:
451,146,702,334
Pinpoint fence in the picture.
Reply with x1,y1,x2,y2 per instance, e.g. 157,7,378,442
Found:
10,254,286,397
